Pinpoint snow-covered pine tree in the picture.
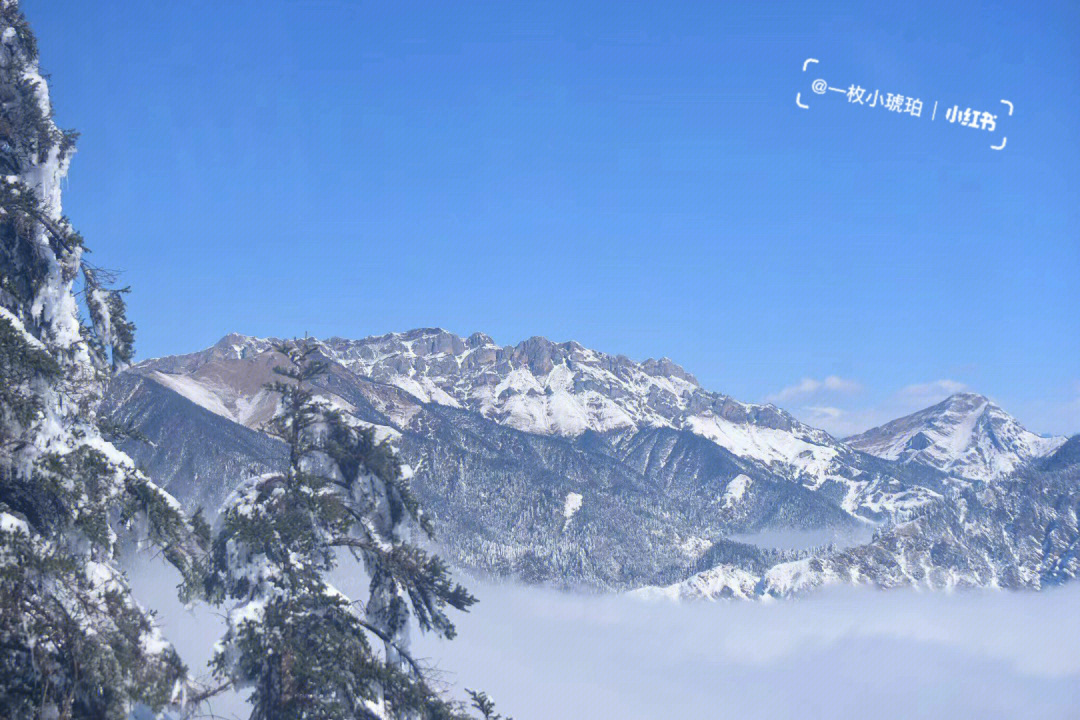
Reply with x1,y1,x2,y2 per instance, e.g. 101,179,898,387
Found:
0,2,207,717
466,690,512,720
204,343,481,719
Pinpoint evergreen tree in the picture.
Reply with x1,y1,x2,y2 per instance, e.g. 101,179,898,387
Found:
0,2,206,717
204,343,481,719
466,690,512,720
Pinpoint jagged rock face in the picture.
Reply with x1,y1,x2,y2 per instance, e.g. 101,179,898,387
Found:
134,330,952,521
646,437,1080,600
102,331,1072,593
104,356,860,590
94,331,987,591
846,392,1066,481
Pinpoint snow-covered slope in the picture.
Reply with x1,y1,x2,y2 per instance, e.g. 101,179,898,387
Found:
633,563,760,601
846,393,1065,481
109,332,1076,594
639,435,1080,600
144,329,863,488
127,330,973,526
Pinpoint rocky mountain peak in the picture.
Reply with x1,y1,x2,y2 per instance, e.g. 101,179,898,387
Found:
641,357,699,386
941,391,988,407
847,391,1065,481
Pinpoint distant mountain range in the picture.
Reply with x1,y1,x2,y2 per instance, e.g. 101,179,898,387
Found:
101,329,1077,596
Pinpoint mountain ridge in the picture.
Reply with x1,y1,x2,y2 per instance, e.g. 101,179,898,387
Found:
846,391,1066,481
152,331,1065,488
100,329,1075,593
142,330,861,484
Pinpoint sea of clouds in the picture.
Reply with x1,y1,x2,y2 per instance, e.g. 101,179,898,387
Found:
128,554,1080,719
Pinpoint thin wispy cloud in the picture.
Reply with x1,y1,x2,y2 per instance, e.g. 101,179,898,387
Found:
766,376,863,403
799,405,886,438
898,379,968,402
802,405,843,420
789,378,975,437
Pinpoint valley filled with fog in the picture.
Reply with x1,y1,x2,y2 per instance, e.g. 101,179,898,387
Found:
129,555,1080,720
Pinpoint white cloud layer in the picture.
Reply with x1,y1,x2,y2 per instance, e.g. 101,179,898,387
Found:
415,581,1080,720
898,379,969,401
126,545,1080,720
766,375,863,403
796,405,900,437
787,378,979,437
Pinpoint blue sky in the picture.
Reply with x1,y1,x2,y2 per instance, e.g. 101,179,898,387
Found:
23,0,1079,435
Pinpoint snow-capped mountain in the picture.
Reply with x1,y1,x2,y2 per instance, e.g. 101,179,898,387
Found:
104,330,893,589
846,392,1066,482
100,330,1075,594
199,329,825,451
139,329,928,517
639,435,1080,600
